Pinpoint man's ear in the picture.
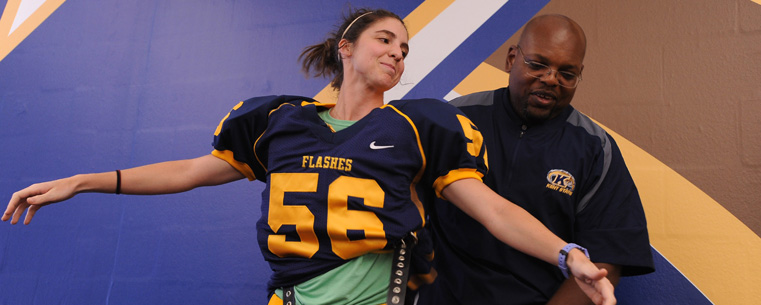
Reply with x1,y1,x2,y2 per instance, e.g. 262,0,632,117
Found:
505,45,517,73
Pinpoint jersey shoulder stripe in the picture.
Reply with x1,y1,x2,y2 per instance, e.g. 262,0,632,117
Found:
388,98,488,195
449,90,495,107
212,95,316,181
566,109,613,213
566,109,610,151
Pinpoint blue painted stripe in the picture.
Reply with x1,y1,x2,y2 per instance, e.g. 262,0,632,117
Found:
617,247,713,304
403,0,549,100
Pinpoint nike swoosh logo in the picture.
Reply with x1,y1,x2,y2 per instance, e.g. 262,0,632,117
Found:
369,141,394,150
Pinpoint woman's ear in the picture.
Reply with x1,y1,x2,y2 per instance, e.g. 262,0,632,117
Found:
338,38,352,60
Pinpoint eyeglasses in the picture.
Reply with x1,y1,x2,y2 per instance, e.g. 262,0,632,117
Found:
516,45,582,89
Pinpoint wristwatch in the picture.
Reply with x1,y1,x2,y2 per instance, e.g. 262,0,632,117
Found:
558,243,589,278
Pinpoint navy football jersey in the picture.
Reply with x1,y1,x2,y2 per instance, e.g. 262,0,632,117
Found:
211,95,487,293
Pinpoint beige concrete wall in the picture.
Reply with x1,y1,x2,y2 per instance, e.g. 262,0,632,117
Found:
486,0,761,235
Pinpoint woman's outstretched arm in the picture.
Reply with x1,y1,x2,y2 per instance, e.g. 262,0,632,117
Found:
3,154,244,225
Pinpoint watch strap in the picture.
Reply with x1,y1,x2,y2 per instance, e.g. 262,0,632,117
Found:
558,243,589,278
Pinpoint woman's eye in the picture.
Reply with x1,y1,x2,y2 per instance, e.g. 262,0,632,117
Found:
379,38,389,43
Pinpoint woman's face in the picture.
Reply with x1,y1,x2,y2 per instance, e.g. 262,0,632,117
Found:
342,17,409,92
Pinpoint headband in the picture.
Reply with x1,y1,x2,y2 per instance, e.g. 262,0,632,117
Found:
340,11,374,41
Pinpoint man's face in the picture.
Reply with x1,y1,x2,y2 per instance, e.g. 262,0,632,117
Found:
506,27,585,124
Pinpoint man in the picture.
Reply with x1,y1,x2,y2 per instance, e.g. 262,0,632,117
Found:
416,14,654,304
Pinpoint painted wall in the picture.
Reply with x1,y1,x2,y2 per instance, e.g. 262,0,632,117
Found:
476,1,761,304
0,0,758,304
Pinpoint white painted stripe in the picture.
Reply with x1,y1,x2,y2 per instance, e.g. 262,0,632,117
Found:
10,0,48,34
384,0,509,103
443,90,461,101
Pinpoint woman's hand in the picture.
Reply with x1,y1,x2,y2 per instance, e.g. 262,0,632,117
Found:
3,176,82,225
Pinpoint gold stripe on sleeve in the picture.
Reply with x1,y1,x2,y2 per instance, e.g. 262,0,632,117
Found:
211,149,256,181
432,169,484,199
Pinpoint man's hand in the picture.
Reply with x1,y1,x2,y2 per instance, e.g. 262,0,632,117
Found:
567,249,616,305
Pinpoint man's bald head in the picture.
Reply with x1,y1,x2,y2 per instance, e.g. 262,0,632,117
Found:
519,14,587,62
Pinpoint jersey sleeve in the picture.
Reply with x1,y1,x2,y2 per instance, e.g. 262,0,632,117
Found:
392,99,489,198
575,134,655,275
211,95,294,181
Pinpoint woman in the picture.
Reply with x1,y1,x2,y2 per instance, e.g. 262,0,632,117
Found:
3,8,614,305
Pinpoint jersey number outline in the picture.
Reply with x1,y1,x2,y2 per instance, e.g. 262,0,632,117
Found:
267,173,386,260
457,114,485,160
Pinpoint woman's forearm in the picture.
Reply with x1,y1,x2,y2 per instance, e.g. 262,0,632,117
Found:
441,178,565,264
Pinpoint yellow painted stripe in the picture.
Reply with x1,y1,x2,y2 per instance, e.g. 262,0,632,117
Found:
313,0,453,103
312,83,339,105
753,0,761,5
402,0,454,38
0,0,67,62
452,64,761,304
452,62,509,96
605,125,761,304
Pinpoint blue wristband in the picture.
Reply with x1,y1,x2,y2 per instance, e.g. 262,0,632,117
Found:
558,243,589,278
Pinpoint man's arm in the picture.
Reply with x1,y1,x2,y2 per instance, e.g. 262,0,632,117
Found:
547,263,622,305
